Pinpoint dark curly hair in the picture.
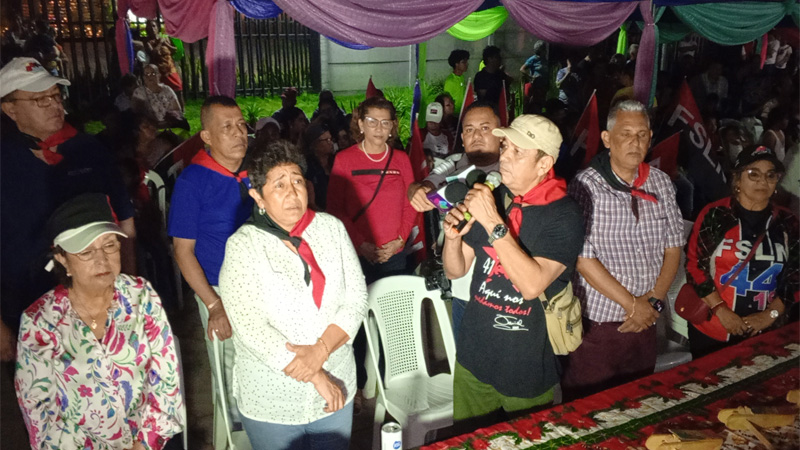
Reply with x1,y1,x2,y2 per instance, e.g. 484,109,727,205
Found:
247,139,307,193
349,97,398,142
448,49,470,68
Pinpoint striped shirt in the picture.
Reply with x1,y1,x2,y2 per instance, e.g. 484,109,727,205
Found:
569,166,684,322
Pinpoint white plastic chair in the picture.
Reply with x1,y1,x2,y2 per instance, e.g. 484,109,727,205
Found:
363,275,457,449
142,170,184,311
212,333,251,450
143,170,167,230
171,335,188,450
655,219,695,373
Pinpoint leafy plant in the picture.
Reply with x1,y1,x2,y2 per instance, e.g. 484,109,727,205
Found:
238,97,267,127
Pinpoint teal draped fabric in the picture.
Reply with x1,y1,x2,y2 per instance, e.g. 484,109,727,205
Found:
637,6,690,44
447,6,509,41
672,0,795,46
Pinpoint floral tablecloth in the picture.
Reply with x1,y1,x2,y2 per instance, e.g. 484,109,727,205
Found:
423,322,800,450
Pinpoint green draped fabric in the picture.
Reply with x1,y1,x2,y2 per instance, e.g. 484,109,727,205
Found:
171,38,185,61
616,23,628,55
657,22,691,44
447,6,508,41
672,1,794,46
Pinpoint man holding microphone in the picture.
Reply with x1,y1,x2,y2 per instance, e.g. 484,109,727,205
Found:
442,115,584,428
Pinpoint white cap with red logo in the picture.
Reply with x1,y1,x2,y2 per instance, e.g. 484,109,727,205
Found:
0,57,70,98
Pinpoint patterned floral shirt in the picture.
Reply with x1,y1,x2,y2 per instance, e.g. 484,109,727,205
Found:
15,274,184,450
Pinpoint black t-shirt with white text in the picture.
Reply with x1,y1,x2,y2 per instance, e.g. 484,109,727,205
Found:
457,189,584,398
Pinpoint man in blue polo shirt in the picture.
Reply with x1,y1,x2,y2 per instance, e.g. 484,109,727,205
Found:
0,57,136,361
168,95,252,433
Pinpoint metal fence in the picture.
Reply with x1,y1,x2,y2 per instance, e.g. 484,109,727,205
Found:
177,12,320,100
18,1,320,114
22,0,119,110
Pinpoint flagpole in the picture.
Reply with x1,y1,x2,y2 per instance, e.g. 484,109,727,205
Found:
454,77,472,143
571,89,597,141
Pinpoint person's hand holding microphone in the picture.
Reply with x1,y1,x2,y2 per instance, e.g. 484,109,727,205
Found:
452,171,503,233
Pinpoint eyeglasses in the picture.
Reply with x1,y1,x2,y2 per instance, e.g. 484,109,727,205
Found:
7,92,64,108
363,116,393,130
72,240,121,261
744,168,782,183
144,71,158,77
317,137,333,143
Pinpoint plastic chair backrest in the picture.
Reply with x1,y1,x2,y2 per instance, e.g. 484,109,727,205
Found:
143,170,167,229
212,332,237,450
172,335,189,450
367,275,456,389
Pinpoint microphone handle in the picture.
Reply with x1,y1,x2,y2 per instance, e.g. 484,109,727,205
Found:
455,173,497,233
454,211,472,232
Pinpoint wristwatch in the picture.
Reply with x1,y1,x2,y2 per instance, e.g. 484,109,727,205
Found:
769,309,780,319
488,223,508,245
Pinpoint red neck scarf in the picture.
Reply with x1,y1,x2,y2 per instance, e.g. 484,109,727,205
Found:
629,163,658,204
505,169,567,238
250,206,327,309
191,150,248,182
32,123,78,165
289,210,326,309
590,152,658,221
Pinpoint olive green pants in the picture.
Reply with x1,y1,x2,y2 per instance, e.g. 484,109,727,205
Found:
453,362,554,421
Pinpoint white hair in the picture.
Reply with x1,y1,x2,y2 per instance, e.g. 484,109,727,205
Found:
607,99,650,130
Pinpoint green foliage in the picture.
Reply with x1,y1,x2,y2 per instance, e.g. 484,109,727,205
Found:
86,87,438,143
382,86,412,145
238,97,267,127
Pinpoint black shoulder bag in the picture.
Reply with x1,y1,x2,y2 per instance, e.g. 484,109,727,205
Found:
352,148,394,222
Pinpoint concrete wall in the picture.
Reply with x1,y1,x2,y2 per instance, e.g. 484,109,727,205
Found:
492,16,546,87
320,14,544,96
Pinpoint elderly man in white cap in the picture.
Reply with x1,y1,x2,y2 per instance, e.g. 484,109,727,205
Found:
0,57,136,362
442,115,584,428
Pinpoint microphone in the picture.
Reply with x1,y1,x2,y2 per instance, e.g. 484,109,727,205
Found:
465,169,487,186
454,171,502,232
425,166,487,212
426,181,470,212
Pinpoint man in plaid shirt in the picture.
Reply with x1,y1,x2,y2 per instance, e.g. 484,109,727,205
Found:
561,100,684,400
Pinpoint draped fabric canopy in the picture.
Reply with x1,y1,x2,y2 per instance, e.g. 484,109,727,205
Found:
269,0,484,47
447,6,509,41
502,0,639,46
116,0,797,102
672,0,797,45
139,0,797,47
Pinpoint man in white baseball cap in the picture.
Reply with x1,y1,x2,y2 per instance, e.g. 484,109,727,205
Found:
0,57,70,142
0,57,137,363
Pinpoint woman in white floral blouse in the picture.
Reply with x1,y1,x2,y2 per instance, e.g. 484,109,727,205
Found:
15,193,184,450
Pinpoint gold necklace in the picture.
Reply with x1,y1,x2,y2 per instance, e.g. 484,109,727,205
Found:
70,293,110,330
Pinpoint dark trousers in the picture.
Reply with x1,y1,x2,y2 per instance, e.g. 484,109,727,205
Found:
451,297,468,341
560,318,657,402
688,323,743,360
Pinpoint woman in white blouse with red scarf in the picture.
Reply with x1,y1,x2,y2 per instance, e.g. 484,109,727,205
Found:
219,140,368,450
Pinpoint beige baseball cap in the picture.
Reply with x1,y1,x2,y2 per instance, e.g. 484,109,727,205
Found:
491,114,562,159
0,57,70,98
